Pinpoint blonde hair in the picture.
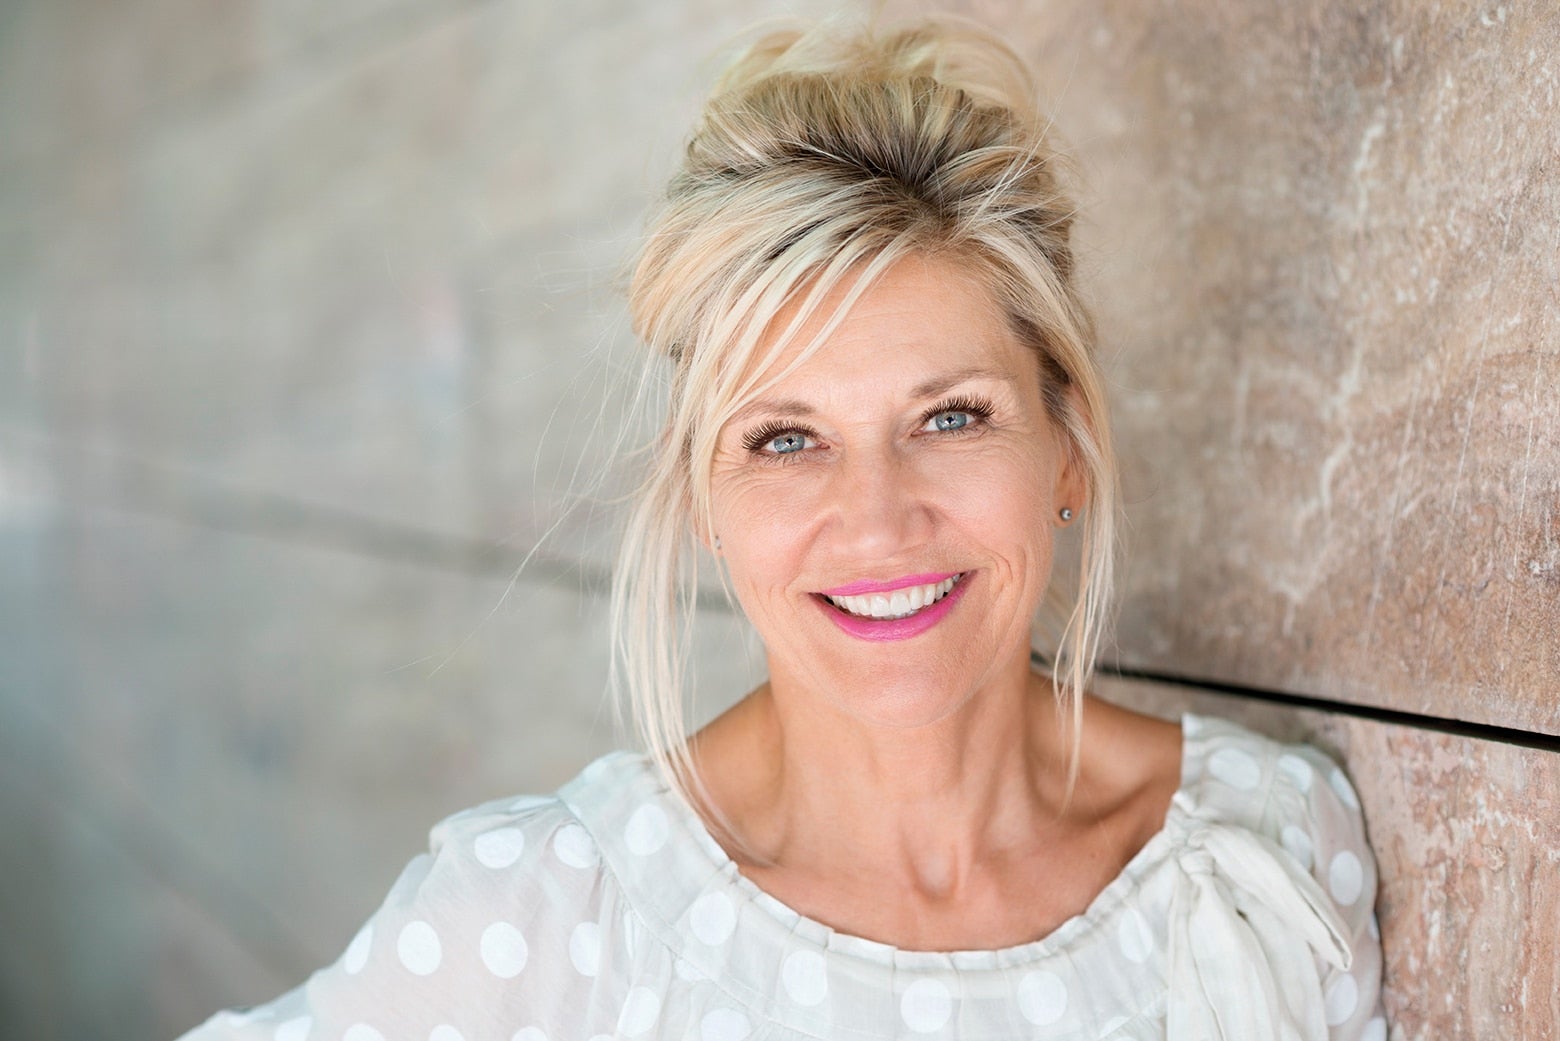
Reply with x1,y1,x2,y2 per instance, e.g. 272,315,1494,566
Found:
611,17,1118,799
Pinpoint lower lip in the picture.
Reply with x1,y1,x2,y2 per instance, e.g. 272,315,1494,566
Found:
815,574,971,642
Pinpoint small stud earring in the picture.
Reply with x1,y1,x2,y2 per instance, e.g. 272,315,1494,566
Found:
1058,507,1073,523
713,535,722,551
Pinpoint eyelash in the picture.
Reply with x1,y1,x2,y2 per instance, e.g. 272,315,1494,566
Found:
739,395,997,459
921,395,996,430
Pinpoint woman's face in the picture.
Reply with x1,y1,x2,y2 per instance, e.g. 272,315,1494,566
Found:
708,253,1082,729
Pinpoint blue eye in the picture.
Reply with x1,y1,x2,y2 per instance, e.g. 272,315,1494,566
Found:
929,411,971,432
767,433,809,454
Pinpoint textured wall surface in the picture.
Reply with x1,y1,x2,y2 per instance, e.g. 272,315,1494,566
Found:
1,2,1556,1040
935,0,1560,733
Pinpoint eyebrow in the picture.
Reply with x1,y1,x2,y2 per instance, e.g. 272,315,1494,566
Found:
729,368,1017,427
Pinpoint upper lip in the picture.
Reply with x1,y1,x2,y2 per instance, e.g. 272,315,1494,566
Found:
820,572,961,597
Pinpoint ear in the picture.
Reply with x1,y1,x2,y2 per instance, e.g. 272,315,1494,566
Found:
1052,384,1092,523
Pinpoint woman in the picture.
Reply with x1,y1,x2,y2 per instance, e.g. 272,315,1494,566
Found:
183,18,1384,1041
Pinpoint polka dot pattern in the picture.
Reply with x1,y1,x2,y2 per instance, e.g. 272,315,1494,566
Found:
1329,850,1365,906
1276,753,1314,791
1330,769,1361,810
782,950,828,1006
1208,747,1262,790
1324,973,1359,1026
689,891,737,946
554,824,598,869
481,922,528,978
1117,907,1153,963
617,987,661,1036
396,921,442,976
900,979,953,1033
700,1008,752,1041
625,804,670,856
570,922,602,977
231,736,1382,1041
474,827,526,869
1017,970,1068,1026
342,923,373,975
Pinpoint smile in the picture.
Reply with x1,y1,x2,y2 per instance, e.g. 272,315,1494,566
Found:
823,574,962,620
813,572,971,642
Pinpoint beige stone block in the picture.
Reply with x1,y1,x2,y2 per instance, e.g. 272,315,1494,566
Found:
906,0,1560,733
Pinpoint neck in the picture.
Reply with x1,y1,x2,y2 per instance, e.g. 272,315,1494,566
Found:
702,656,1076,899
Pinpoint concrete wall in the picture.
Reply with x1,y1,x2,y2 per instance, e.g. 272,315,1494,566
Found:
0,2,1554,1039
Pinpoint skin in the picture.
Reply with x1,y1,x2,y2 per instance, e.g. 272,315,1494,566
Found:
690,252,1183,952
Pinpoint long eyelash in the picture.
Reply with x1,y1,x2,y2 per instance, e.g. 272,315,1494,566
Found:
741,420,816,453
922,394,996,425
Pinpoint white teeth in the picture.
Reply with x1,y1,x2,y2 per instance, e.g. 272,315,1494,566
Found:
826,575,961,620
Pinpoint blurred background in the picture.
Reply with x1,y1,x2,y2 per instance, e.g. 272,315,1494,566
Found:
1,1,1556,1039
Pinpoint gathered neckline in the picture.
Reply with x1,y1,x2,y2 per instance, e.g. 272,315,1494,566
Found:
560,713,1202,967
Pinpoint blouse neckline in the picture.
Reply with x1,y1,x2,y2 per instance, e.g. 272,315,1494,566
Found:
556,714,1206,1036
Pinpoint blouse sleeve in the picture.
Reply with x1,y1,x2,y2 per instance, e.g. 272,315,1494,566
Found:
174,794,606,1041
1267,744,1388,1041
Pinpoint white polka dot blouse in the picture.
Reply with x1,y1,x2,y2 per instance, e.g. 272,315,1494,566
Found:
179,715,1387,1041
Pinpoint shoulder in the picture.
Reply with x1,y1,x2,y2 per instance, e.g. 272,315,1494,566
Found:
1180,713,1378,921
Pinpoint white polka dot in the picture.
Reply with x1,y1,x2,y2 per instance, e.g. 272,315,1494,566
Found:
1277,753,1314,791
1329,850,1365,905
700,1008,752,1041
1209,747,1262,790
1361,1016,1387,1041
553,824,598,868
1117,907,1153,963
617,987,661,1036
274,1017,311,1041
480,921,528,978
1324,973,1360,1025
781,949,828,1006
429,1027,465,1041
342,923,373,975
1017,970,1068,1026
343,1026,386,1041
511,1030,548,1041
569,921,602,976
675,957,707,982
1330,769,1361,809
624,804,670,856
1281,825,1315,870
396,921,442,976
689,891,737,946
900,979,953,1033
474,827,526,869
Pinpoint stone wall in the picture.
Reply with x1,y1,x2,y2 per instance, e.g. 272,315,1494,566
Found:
0,2,1554,1039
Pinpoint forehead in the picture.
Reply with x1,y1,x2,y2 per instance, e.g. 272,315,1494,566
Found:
746,254,1034,403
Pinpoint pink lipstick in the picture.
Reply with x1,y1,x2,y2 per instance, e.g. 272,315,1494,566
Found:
821,572,960,597
814,572,971,642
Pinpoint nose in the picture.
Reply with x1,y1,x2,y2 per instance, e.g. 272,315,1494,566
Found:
823,446,936,559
